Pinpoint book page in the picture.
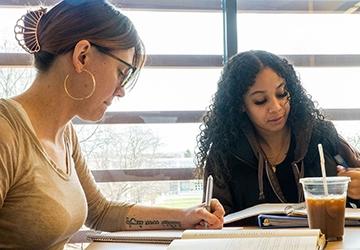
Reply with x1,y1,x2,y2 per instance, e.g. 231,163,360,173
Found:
224,203,360,224
168,236,321,250
182,228,321,239
344,208,360,219
290,207,360,220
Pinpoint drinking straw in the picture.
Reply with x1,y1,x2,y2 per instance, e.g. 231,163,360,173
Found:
318,144,329,196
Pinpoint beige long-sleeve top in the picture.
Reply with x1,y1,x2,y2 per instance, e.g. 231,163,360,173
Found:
0,99,134,249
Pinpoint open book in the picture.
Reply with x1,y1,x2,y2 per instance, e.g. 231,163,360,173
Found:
167,228,326,250
224,203,304,224
224,203,360,228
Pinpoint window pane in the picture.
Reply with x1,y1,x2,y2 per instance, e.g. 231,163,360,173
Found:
334,121,360,151
0,68,35,97
76,123,201,163
126,11,223,54
76,123,203,206
0,8,26,52
108,68,221,111
297,67,360,109
237,14,360,54
97,181,202,206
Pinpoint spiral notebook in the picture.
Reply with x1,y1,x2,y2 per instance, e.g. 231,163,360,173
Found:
87,230,183,244
224,203,360,228
258,214,360,228
224,203,305,224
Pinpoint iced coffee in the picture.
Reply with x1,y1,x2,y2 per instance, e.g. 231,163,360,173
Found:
300,176,350,241
306,196,346,240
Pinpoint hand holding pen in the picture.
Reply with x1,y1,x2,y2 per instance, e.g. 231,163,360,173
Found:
180,174,224,229
336,156,360,200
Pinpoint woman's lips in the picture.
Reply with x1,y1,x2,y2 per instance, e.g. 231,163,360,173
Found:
268,116,284,123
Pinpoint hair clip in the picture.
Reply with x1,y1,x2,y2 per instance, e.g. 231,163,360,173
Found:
14,8,46,54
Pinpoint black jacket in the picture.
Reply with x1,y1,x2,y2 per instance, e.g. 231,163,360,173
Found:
204,118,360,215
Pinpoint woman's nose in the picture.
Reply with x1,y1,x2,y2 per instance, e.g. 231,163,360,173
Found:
114,86,125,97
268,97,282,113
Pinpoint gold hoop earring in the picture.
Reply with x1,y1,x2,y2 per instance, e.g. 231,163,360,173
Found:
63,69,96,101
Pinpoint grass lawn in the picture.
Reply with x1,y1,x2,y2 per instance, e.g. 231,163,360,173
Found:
156,194,202,208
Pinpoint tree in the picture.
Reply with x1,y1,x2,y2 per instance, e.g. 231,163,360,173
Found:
346,135,360,151
184,149,192,158
0,42,34,97
78,125,165,203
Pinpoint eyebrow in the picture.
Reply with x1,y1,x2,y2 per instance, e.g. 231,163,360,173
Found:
249,82,286,96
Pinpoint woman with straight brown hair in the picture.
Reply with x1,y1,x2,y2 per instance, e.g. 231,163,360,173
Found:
0,0,224,248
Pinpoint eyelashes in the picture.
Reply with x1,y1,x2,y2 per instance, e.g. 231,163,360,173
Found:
118,69,125,78
254,99,267,105
253,91,290,106
278,90,290,98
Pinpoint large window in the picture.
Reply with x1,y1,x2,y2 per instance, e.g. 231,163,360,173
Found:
2,1,360,246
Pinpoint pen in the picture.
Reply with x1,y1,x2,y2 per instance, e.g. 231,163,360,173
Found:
334,154,349,169
204,175,213,228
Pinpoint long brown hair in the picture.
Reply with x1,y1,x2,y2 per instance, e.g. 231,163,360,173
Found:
21,0,145,74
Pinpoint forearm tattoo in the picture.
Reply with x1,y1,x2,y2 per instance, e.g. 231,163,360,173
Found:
160,220,182,228
126,217,182,229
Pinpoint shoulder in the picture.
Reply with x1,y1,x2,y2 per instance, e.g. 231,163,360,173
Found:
313,120,339,146
308,119,337,142
314,119,337,132
0,99,29,138
0,116,18,183
0,115,18,148
302,119,337,152
305,119,339,161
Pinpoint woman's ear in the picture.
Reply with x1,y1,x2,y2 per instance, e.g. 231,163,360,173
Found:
72,40,92,73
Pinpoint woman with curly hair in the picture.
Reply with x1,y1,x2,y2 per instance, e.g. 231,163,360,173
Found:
196,50,360,215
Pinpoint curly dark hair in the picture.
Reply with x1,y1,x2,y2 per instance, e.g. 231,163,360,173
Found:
195,50,324,178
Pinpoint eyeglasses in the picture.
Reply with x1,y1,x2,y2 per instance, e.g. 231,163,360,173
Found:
91,43,138,89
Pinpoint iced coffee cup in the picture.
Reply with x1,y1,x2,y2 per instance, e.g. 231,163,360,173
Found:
300,176,350,241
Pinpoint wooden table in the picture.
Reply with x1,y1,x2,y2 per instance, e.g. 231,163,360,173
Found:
326,227,360,249
86,227,360,250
